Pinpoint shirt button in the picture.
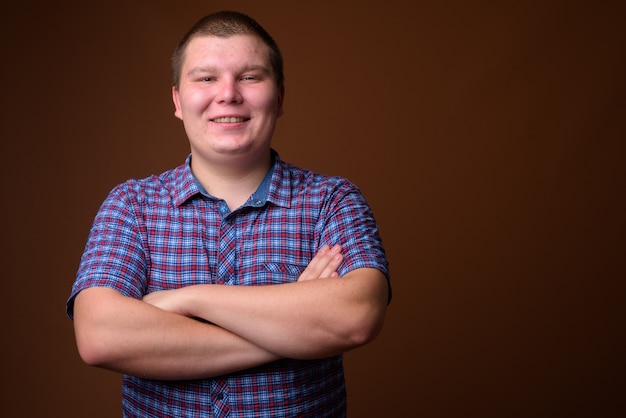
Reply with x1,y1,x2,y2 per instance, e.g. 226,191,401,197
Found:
216,392,224,400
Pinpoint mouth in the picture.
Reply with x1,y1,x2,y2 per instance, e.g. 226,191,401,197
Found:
211,116,250,123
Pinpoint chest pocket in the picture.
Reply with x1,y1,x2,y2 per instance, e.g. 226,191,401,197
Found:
240,262,305,286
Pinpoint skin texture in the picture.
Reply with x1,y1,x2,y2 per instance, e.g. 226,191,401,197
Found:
72,34,389,381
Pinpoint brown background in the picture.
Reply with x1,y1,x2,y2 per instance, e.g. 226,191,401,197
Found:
1,0,624,417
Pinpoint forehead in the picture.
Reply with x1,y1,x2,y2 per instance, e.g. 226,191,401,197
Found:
182,34,271,68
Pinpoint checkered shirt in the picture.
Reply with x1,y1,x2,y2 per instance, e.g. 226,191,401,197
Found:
67,151,389,417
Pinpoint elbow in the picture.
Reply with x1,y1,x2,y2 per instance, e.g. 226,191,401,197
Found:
344,304,387,349
297,306,386,359
76,343,101,367
74,312,122,368
75,329,116,368
338,268,389,349
72,287,126,368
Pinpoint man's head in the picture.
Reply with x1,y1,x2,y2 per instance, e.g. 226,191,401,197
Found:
172,11,284,91
171,11,285,171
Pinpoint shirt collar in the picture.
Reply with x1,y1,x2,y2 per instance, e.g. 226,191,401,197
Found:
172,154,204,207
248,156,274,207
266,150,292,208
174,150,291,208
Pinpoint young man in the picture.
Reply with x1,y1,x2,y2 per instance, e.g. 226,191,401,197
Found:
67,10,390,417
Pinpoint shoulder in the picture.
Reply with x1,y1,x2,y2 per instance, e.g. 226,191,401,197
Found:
277,159,362,197
101,162,190,211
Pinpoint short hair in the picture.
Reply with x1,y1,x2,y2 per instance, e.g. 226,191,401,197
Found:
171,11,284,90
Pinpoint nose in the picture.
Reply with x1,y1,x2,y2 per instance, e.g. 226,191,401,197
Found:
217,78,242,104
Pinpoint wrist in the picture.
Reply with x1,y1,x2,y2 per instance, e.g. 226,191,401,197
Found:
184,284,211,320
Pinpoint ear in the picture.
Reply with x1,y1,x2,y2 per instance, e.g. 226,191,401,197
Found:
172,86,183,120
277,85,285,118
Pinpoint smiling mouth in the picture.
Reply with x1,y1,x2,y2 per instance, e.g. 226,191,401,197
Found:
212,117,250,123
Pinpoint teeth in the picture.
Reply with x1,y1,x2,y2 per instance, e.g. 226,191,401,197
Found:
213,117,247,123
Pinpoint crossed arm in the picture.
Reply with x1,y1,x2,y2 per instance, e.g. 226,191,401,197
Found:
73,245,389,380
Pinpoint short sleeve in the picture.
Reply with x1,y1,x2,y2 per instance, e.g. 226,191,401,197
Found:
318,180,391,301
66,184,149,319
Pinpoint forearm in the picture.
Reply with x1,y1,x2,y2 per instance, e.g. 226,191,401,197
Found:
73,287,280,380
171,268,389,359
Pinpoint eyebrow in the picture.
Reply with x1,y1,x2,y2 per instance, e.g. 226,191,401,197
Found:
186,65,272,78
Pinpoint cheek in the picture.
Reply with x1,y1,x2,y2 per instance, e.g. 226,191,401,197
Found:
247,87,281,112
181,90,212,114
254,95,282,118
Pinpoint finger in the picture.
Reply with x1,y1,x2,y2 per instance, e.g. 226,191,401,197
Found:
299,244,342,281
319,248,343,278
298,245,332,281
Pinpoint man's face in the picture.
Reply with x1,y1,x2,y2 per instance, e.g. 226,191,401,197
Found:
173,34,284,167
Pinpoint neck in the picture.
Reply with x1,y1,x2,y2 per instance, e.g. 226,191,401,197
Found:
191,150,272,210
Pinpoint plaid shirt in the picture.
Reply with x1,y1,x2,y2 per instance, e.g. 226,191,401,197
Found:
67,151,389,417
